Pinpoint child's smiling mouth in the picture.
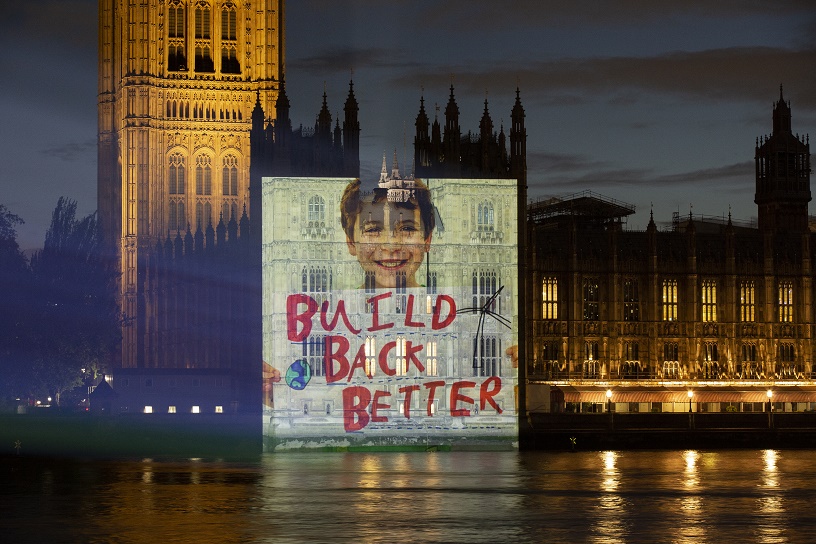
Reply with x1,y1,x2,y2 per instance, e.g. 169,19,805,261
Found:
376,259,407,269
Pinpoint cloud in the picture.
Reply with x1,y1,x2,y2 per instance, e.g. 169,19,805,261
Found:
412,0,816,29
528,151,610,174
40,139,97,162
290,47,419,74
529,160,753,196
0,1,96,50
652,161,753,185
392,47,816,110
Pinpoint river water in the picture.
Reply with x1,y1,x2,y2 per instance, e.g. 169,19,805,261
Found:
3,449,816,543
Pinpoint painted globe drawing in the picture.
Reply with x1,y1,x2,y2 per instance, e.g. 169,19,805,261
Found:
285,359,312,390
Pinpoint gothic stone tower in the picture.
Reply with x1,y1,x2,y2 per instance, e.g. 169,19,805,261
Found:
98,1,284,368
755,86,811,233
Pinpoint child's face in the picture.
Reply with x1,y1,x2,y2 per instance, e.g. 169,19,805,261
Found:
346,200,431,289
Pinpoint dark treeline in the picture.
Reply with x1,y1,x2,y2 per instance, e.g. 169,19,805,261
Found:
0,198,120,410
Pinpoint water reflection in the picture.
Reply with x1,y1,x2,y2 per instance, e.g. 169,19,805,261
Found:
5,450,816,543
593,450,626,543
756,450,786,544
674,450,706,544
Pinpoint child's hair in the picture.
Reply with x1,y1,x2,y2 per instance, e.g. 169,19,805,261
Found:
340,178,436,240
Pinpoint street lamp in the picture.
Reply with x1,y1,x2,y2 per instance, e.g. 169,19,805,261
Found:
606,389,612,413
687,390,694,413
767,389,774,429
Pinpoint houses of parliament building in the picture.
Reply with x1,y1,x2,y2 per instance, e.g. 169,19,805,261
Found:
527,88,814,413
97,2,813,417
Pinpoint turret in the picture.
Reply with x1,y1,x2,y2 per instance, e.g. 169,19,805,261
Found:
343,79,360,177
755,86,811,233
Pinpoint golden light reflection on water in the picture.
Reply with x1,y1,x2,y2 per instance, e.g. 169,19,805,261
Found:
756,449,786,544
673,451,707,544
592,450,626,543
8,450,816,543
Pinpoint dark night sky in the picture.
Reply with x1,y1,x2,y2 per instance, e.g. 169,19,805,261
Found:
2,1,815,250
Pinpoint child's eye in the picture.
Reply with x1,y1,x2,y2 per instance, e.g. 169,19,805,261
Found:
363,226,382,235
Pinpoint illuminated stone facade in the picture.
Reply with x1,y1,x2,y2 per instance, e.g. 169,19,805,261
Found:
527,90,813,412
98,0,283,368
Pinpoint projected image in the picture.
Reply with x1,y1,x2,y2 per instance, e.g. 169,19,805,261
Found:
262,163,518,450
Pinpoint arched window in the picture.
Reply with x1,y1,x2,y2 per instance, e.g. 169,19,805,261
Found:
778,281,793,322
168,153,185,195
425,341,437,376
701,280,717,322
308,195,325,224
472,269,498,310
167,2,186,71
169,201,185,233
302,336,325,378
221,5,240,76
194,3,210,38
302,266,331,306
474,335,500,377
196,155,212,195
740,281,755,322
395,336,407,376
477,201,494,231
364,337,377,378
194,3,213,72
222,155,238,196
662,279,678,321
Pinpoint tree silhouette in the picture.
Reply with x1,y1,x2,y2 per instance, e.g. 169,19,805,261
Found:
26,198,120,406
0,204,34,406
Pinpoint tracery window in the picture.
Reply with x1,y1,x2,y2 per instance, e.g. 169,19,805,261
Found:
777,343,796,378
194,3,211,38
663,342,679,379
621,342,641,379
302,266,331,306
535,341,559,377
196,155,212,195
194,3,213,72
302,336,325,378
222,155,238,196
583,278,599,321
220,4,240,73
542,277,558,320
472,270,498,312
739,343,758,379
583,341,599,378
662,279,678,321
474,335,500,377
701,280,717,322
168,153,185,195
364,337,376,378
778,281,793,322
740,281,755,322
395,336,407,376
425,341,438,376
703,342,719,379
623,279,639,321
167,2,186,71
477,201,494,231
308,195,326,224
